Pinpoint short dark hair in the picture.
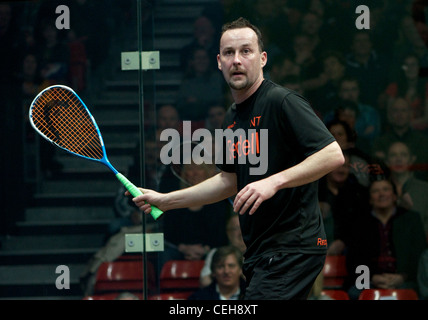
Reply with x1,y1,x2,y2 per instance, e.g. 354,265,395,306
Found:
369,177,397,196
221,17,264,52
211,245,243,272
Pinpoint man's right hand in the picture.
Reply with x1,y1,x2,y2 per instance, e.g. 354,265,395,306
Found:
125,188,166,214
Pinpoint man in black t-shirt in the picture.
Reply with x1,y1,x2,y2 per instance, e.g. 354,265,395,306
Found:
130,18,344,299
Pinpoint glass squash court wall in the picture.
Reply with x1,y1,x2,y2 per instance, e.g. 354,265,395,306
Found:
0,0,162,299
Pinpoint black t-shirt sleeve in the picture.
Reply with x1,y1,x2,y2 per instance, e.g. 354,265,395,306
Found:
281,93,336,158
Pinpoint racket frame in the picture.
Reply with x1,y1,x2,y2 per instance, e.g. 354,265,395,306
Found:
29,85,163,220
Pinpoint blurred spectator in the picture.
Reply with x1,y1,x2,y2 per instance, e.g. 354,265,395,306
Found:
418,249,428,300
188,245,245,300
372,97,428,181
176,46,223,126
258,24,282,77
368,2,407,56
381,53,428,132
159,161,229,271
18,52,42,98
279,74,304,97
345,30,389,107
249,0,289,54
79,209,147,296
392,15,428,75
34,19,70,87
326,119,374,187
157,104,181,132
282,0,305,47
200,214,246,288
68,0,111,71
335,77,381,148
318,151,369,253
66,30,88,92
311,0,354,54
31,24,66,178
180,15,218,74
385,141,428,239
300,11,328,60
267,53,301,83
221,0,250,22
206,104,226,132
308,50,347,117
290,33,322,87
343,178,426,299
325,97,377,151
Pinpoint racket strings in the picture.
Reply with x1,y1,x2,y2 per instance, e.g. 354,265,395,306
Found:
31,87,103,160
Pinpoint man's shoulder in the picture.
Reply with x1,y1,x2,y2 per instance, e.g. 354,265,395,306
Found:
262,80,310,107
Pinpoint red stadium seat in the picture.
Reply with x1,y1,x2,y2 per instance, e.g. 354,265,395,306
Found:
116,254,142,261
83,292,144,300
160,260,205,291
93,260,154,294
83,293,121,300
148,292,192,300
358,289,419,300
321,290,350,300
322,255,348,289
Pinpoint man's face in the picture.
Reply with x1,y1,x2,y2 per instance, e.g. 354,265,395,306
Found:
213,254,242,289
157,105,179,130
208,106,226,130
217,27,266,92
352,33,372,56
387,99,411,129
369,180,397,210
323,56,345,81
339,81,360,103
386,142,415,173
329,123,348,149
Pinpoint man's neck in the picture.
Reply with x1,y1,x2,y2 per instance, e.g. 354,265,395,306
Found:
373,207,395,225
217,284,240,300
393,125,410,137
355,53,370,65
391,171,412,190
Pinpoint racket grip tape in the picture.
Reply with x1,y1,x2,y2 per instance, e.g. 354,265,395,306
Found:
115,173,163,220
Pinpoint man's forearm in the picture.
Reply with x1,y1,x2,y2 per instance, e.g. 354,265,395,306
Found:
163,171,237,211
270,141,344,192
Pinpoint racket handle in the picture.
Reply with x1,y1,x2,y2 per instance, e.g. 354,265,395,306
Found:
116,173,163,220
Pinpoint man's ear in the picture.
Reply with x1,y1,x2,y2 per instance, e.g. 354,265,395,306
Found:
260,51,267,68
217,54,222,71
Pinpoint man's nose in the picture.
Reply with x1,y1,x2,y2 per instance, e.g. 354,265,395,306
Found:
233,52,241,65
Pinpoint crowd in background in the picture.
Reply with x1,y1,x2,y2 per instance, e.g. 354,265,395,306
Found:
2,0,428,299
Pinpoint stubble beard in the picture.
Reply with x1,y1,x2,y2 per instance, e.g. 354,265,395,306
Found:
228,76,249,91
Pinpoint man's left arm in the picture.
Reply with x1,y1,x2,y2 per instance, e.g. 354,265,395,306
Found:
234,141,344,215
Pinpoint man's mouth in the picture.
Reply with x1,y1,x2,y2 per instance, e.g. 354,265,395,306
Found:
231,71,245,76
